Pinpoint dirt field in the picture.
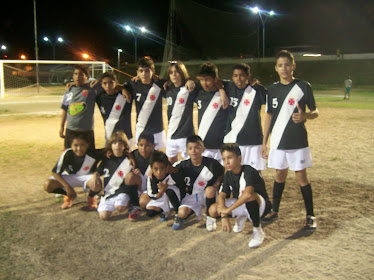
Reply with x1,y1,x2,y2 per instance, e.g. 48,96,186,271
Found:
0,96,373,280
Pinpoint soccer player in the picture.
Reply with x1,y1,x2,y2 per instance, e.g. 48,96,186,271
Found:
261,50,319,230
223,63,267,171
43,133,103,209
344,76,352,100
165,61,196,164
144,151,184,221
195,63,229,163
96,72,133,147
172,135,224,231
210,143,272,248
94,132,141,220
60,65,101,151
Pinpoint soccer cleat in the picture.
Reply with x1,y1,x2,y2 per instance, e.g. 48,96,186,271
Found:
159,212,170,222
128,207,141,220
206,216,217,232
87,196,98,210
262,211,278,222
61,196,73,209
233,216,247,233
248,226,265,248
172,215,183,230
305,215,317,230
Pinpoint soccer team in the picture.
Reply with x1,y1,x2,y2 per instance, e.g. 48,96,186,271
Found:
43,50,319,248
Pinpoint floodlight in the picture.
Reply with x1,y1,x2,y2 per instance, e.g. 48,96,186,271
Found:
125,25,132,31
252,7,259,14
58,37,64,42
43,37,49,41
1,45,6,50
140,27,147,33
269,11,275,16
118,49,123,53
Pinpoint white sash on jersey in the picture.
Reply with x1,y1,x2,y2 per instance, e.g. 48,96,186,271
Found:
192,166,213,195
198,91,222,141
76,155,96,176
56,149,70,174
238,173,246,198
103,158,132,200
147,174,177,198
105,94,126,142
224,86,256,143
270,84,304,149
167,87,189,139
135,83,161,140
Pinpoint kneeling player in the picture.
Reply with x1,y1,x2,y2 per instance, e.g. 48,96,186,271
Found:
43,134,102,210
143,151,183,221
210,143,272,248
172,135,224,231
95,131,141,220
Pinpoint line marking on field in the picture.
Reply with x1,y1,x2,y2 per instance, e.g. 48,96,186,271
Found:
0,100,61,105
0,111,60,117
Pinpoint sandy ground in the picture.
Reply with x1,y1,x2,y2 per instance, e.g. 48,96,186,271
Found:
0,98,373,280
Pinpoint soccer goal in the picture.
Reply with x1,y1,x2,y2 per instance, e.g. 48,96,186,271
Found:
0,60,110,98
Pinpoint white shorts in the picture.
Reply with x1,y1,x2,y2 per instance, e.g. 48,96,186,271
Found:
239,145,266,171
202,149,222,164
225,195,266,221
135,130,166,150
97,193,130,212
49,174,93,191
146,185,181,213
268,147,312,171
179,192,206,218
166,138,188,159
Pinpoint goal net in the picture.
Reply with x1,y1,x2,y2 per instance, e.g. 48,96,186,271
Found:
0,60,110,98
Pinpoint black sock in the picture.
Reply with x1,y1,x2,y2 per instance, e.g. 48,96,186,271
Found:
300,184,314,216
88,190,100,198
205,197,216,216
272,181,285,212
125,185,140,207
246,200,260,228
165,189,180,212
52,188,67,195
146,209,162,217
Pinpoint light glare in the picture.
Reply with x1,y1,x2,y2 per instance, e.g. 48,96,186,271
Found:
43,37,49,41
140,26,147,33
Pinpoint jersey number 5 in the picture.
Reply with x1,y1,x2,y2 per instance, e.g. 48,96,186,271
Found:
272,98,278,108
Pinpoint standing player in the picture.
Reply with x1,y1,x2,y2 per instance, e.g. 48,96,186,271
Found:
144,151,184,221
95,131,141,220
223,63,267,171
60,65,101,150
172,135,224,231
43,134,103,209
344,76,352,100
195,63,229,162
209,143,272,248
165,61,196,164
261,50,319,230
96,72,133,147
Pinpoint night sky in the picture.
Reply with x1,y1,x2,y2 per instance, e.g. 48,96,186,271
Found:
1,0,373,64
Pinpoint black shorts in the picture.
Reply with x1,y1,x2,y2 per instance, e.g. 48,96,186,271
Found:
64,128,95,151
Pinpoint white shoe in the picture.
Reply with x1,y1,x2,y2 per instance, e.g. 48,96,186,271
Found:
206,216,217,232
248,226,265,248
233,216,247,233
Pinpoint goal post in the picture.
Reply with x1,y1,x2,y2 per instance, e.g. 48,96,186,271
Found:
0,60,109,98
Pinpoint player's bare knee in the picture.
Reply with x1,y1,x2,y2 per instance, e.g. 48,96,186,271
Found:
43,179,54,193
178,207,190,219
125,172,139,185
99,212,111,220
205,186,216,198
208,203,219,217
115,205,128,212
275,169,288,183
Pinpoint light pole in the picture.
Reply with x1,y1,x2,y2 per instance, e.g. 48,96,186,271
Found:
117,49,123,69
124,25,148,63
250,7,275,58
43,36,64,59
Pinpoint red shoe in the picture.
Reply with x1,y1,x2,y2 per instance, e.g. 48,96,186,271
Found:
61,196,73,209
128,207,141,220
87,196,98,210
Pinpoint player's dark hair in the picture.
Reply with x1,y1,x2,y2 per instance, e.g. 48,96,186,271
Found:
275,50,295,65
138,132,155,144
198,63,218,79
71,132,90,144
106,131,130,157
137,56,155,72
100,71,118,83
166,61,189,88
150,150,170,167
186,134,204,148
220,143,241,156
74,65,89,77
232,63,251,76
